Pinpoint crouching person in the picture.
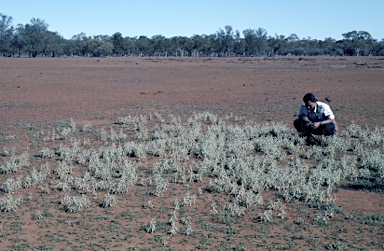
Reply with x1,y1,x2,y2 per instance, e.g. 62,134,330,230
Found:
294,93,336,145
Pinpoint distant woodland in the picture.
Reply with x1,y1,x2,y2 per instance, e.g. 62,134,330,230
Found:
1,14,383,57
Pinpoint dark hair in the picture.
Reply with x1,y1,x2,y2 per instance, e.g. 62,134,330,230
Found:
303,93,316,103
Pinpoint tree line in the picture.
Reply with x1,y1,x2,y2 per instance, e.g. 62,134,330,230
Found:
1,13,383,58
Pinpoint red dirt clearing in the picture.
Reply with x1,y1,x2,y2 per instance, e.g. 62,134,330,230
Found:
1,56,383,127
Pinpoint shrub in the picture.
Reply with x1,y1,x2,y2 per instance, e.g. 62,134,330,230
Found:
0,194,23,212
102,193,116,208
61,194,89,213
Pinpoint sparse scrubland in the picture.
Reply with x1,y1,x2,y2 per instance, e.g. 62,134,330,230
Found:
0,112,383,250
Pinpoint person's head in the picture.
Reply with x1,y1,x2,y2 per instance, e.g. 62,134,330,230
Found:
303,93,317,110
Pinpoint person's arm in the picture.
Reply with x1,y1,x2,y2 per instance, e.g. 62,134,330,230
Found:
300,115,311,122
298,105,309,122
320,118,335,125
312,118,335,129
319,103,336,125
312,103,336,128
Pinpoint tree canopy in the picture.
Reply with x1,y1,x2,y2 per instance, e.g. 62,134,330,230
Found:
1,13,383,57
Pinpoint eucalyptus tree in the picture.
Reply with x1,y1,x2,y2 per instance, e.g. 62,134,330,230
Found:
243,29,256,56
243,28,268,56
71,32,88,56
270,33,305,55
254,28,268,55
83,39,113,57
319,37,341,55
371,39,384,56
190,34,205,57
10,26,25,57
283,33,302,55
0,13,12,34
298,37,318,55
171,36,190,57
61,39,76,56
111,32,125,56
216,25,235,56
41,31,65,57
233,30,245,56
124,36,138,56
93,34,110,41
136,35,153,56
0,13,13,56
151,34,168,56
199,34,216,56
267,34,285,55
17,18,50,57
342,30,375,56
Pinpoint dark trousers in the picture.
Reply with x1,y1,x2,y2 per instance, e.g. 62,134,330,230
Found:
294,119,335,136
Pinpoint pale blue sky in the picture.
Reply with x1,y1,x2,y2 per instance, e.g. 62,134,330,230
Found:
1,0,383,40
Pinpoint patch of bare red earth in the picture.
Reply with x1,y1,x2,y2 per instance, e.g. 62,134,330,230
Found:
2,56,383,125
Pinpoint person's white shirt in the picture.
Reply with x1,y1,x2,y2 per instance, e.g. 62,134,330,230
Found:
298,101,335,122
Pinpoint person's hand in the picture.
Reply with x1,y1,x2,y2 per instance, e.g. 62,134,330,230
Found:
311,122,321,129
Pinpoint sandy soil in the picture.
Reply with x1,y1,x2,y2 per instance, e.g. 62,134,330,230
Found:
1,56,383,126
0,56,383,250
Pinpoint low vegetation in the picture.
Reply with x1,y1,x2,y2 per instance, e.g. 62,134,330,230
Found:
0,112,383,250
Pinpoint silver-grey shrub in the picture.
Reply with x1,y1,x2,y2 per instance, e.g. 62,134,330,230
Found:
102,193,117,208
23,163,50,188
34,147,55,159
0,194,23,212
1,177,22,193
346,123,368,138
357,148,384,184
1,146,15,157
0,152,29,174
55,161,73,180
363,127,384,147
61,194,89,213
145,138,166,157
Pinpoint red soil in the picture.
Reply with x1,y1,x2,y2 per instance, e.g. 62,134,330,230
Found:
1,56,383,126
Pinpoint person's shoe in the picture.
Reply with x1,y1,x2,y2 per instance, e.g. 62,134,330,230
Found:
298,132,307,138
306,135,320,146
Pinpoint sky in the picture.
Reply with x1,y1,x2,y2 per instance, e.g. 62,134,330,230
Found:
1,0,383,41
